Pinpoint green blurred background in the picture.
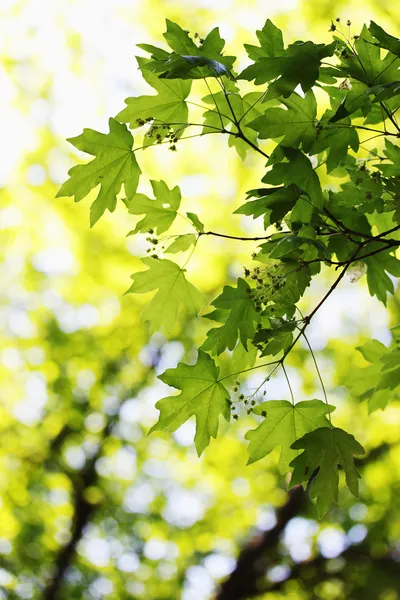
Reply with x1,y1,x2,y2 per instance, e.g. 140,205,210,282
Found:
0,1,399,599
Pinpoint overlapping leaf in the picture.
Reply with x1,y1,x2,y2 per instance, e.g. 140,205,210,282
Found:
116,56,191,146
248,91,317,153
335,25,400,86
262,147,324,219
290,427,365,517
124,179,181,235
165,234,196,253
57,118,141,226
201,278,260,355
351,338,400,412
240,18,336,99
310,116,359,173
334,167,383,213
365,250,400,305
126,258,205,334
150,351,230,455
369,21,400,56
139,20,236,80
246,400,333,472
234,184,302,228
375,140,400,177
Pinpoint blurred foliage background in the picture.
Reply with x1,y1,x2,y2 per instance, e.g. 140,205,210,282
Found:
0,1,399,599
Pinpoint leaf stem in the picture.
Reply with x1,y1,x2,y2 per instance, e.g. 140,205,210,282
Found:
218,359,280,383
301,328,332,426
282,363,295,405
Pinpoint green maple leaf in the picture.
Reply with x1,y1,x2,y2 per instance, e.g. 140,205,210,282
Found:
336,26,399,86
57,118,141,226
365,250,400,305
234,184,302,228
375,140,400,177
310,117,359,173
124,180,181,235
150,351,231,455
186,212,204,232
230,342,258,372
290,427,365,518
243,18,285,61
165,234,196,253
334,167,383,214
126,258,205,334
248,91,317,153
246,400,332,472
253,320,296,357
140,21,236,80
327,81,371,123
262,147,324,216
200,278,260,355
155,54,234,80
116,57,191,146
240,20,336,99
351,339,400,412
351,344,389,412
369,21,400,56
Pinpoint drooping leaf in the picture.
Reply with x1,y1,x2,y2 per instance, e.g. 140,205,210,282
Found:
201,278,260,355
186,212,205,232
369,21,400,56
165,234,196,253
290,427,365,518
367,81,400,103
141,20,236,80
150,351,230,455
246,400,333,472
262,147,324,216
262,234,328,261
125,180,181,235
156,54,235,80
234,184,302,228
248,91,317,153
126,258,205,334
365,250,400,305
56,118,141,226
253,320,296,357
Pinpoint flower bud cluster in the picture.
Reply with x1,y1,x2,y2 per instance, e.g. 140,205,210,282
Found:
145,229,161,259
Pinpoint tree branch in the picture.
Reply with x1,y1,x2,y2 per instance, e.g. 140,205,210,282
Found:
199,230,276,242
215,485,306,600
42,366,156,599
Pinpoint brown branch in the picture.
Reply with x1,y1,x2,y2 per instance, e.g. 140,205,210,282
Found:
215,485,306,600
263,544,400,594
42,365,156,599
42,432,108,600
199,230,276,242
